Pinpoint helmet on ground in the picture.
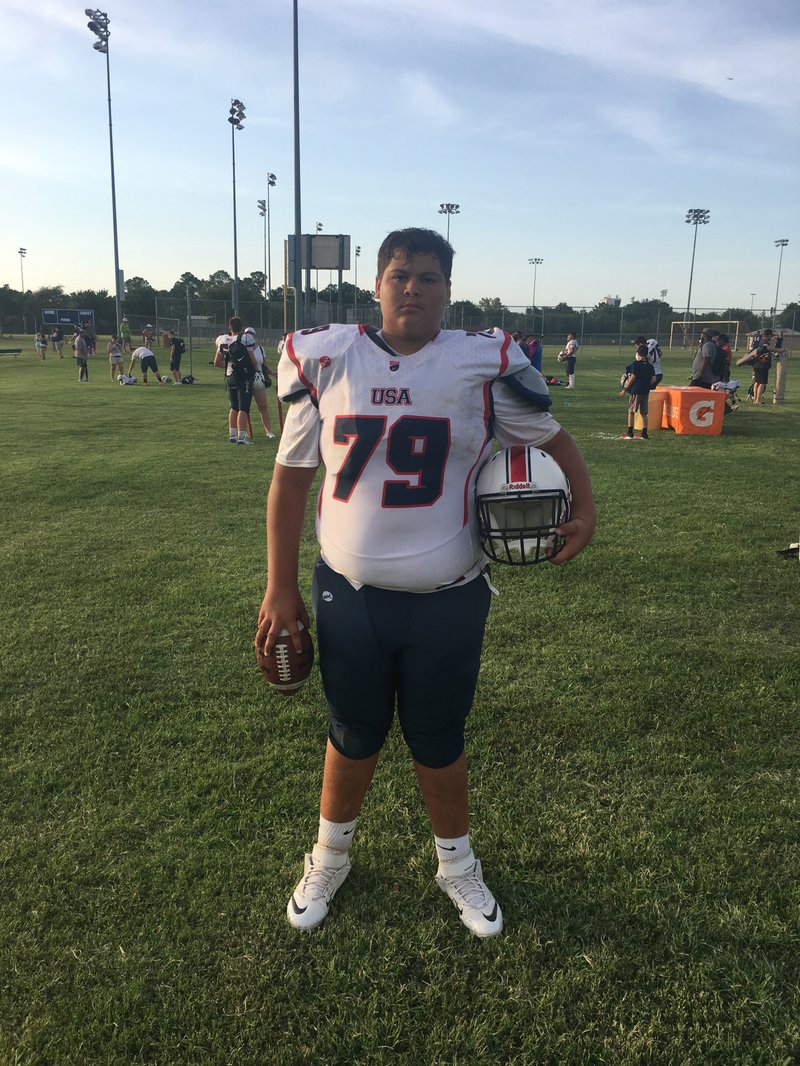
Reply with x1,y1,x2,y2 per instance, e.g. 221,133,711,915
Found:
475,445,571,564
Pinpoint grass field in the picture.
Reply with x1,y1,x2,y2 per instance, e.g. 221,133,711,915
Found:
1,341,798,1065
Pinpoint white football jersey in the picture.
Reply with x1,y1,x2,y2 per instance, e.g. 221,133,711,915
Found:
216,332,255,379
277,324,561,591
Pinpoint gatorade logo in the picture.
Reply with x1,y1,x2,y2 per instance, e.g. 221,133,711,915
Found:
689,401,715,427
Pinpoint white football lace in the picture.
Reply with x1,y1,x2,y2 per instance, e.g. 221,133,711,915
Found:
447,866,492,910
275,644,291,680
301,862,340,900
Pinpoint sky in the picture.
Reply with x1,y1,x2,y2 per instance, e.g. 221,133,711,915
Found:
2,0,799,314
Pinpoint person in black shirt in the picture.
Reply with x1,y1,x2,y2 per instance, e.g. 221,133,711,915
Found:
167,330,185,383
620,344,657,439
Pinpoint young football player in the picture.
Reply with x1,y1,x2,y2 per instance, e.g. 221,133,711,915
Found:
620,343,657,439
213,316,258,443
255,227,596,938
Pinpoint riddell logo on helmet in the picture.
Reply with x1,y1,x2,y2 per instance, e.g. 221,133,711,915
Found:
504,481,534,491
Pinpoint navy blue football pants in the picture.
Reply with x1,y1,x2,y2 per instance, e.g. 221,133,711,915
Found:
311,558,492,769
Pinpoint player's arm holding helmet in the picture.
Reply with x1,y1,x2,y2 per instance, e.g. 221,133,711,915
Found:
538,430,595,564
491,367,596,565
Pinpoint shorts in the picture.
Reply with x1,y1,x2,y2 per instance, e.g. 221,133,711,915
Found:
170,352,182,372
311,558,492,768
252,370,268,392
565,356,576,374
109,353,124,365
141,354,159,375
227,381,253,413
753,366,769,385
628,393,649,415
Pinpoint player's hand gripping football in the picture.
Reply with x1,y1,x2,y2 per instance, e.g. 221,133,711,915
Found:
255,588,314,694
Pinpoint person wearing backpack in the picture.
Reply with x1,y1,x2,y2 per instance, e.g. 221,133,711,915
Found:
167,330,186,384
214,315,258,444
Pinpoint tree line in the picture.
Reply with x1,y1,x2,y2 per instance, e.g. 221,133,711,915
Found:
1,271,795,340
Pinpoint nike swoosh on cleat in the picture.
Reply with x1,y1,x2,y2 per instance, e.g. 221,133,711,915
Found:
439,845,457,851
342,829,353,836
483,902,498,922
290,896,308,914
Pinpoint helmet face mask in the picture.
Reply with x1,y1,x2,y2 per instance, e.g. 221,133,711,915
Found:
476,446,571,565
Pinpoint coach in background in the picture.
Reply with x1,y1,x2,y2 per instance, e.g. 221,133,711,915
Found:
690,328,719,388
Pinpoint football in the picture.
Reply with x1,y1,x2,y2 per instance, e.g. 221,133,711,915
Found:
256,621,314,694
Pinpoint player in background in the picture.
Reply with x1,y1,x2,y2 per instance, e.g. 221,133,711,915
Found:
242,327,277,439
558,331,579,388
256,228,596,938
214,316,258,444
620,343,657,439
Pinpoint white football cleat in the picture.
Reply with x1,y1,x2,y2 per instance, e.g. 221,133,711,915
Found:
287,851,351,930
436,856,503,938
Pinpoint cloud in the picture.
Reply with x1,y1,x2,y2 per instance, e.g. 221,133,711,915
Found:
399,71,460,127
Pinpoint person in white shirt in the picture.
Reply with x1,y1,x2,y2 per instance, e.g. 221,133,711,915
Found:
557,332,579,388
244,327,276,439
255,228,596,939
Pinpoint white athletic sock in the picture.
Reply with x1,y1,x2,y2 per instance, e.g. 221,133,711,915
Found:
312,816,357,868
435,832,472,867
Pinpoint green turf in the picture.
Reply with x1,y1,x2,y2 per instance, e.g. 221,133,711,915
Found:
1,343,799,1065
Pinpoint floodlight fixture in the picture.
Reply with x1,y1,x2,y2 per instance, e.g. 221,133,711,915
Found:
438,202,459,243
354,244,361,321
683,208,710,326
773,239,789,326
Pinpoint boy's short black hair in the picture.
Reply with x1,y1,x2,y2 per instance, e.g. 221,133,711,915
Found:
229,316,243,333
636,343,648,357
377,228,454,281
634,335,646,344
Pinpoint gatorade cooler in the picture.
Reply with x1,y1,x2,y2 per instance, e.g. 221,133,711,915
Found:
661,387,725,436
633,389,666,433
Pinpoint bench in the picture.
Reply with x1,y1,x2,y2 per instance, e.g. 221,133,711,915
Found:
0,348,22,358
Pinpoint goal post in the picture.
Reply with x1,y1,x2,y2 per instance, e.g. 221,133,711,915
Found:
669,320,741,350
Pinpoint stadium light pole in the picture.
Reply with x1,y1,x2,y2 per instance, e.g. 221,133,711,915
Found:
438,203,459,244
291,0,303,327
684,208,710,337
354,244,361,322
773,239,789,327
86,9,122,338
257,199,267,327
655,287,667,340
529,257,543,333
228,98,246,316
266,173,276,328
18,248,27,333
750,293,756,312
315,221,322,314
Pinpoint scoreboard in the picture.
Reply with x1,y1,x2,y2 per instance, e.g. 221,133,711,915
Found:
42,308,95,327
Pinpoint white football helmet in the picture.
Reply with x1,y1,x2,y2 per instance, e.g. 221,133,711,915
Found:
475,446,571,564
